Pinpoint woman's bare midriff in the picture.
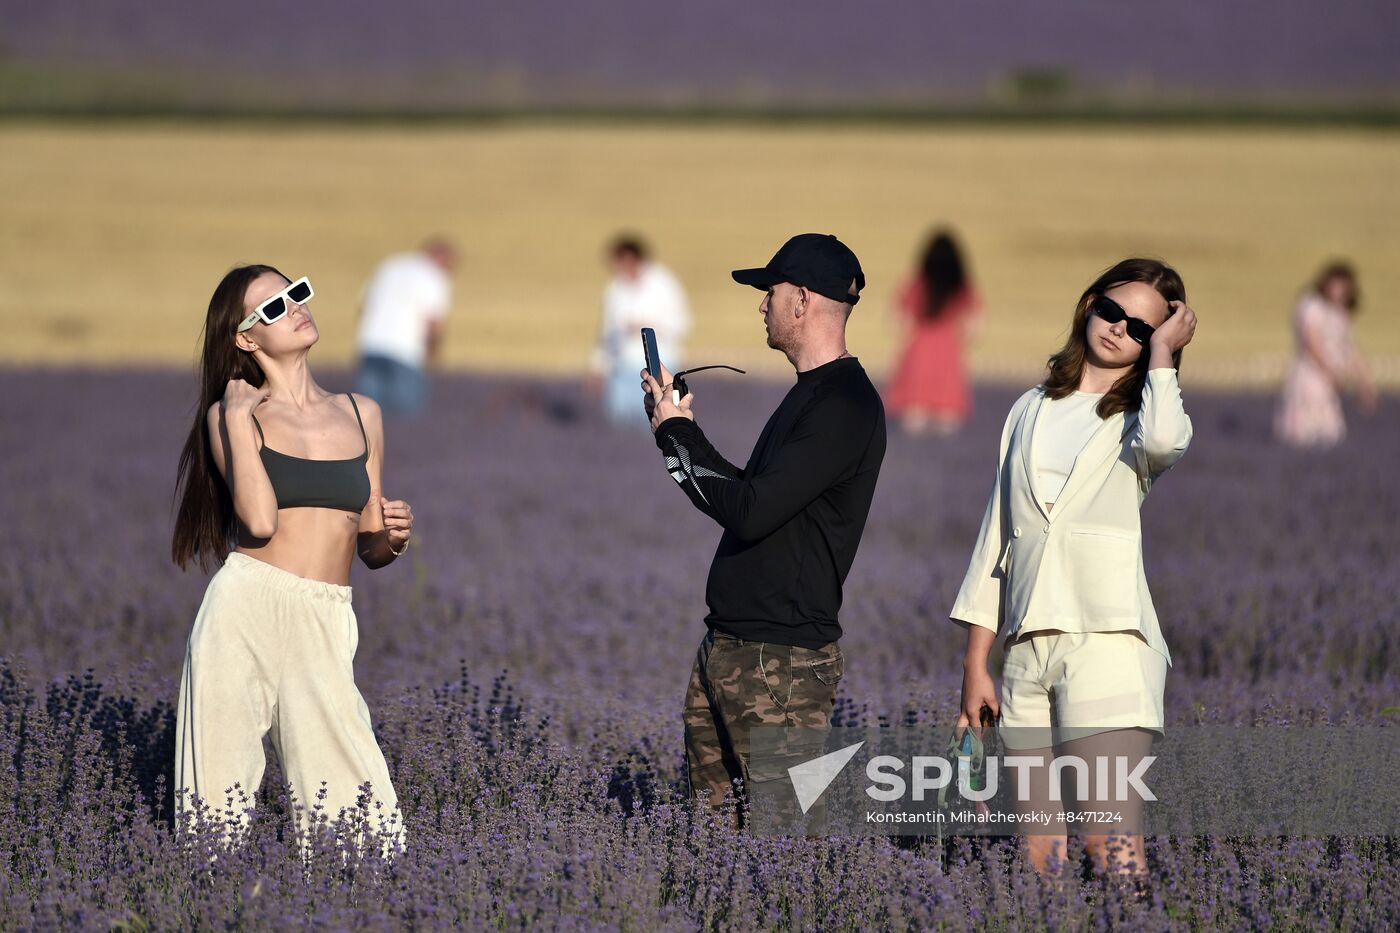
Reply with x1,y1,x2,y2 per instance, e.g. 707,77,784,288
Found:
235,507,363,585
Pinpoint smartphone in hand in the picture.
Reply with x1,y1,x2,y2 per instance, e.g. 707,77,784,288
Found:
641,327,680,405
641,327,663,382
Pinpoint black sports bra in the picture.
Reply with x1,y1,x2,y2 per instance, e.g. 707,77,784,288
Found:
251,394,372,513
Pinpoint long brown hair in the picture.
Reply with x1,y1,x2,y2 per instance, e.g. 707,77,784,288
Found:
171,264,286,570
1311,259,1359,313
1043,258,1185,419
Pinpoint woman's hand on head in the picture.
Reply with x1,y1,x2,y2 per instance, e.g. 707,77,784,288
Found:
1151,300,1198,354
222,379,269,418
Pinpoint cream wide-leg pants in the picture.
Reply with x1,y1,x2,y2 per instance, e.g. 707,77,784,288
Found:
175,552,399,835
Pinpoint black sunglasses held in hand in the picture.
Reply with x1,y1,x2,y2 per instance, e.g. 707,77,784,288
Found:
1091,295,1157,346
640,327,745,402
673,364,745,399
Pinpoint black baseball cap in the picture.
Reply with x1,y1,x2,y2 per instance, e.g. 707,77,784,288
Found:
731,233,865,306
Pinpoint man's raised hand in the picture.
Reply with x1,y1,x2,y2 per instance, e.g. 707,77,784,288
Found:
640,365,694,433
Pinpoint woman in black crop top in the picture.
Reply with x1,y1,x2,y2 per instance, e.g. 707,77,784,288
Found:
171,264,413,847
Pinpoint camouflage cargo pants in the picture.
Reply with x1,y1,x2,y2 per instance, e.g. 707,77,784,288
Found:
683,629,844,826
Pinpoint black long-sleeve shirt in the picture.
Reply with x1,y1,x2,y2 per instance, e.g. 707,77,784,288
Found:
654,356,886,648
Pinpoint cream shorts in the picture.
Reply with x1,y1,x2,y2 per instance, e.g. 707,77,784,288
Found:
998,629,1167,749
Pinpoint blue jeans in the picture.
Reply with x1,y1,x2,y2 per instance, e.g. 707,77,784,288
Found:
356,354,428,416
605,364,651,430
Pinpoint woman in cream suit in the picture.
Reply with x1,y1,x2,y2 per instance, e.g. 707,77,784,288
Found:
950,257,1197,880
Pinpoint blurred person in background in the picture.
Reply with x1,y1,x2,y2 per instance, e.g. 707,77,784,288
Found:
588,234,690,429
951,258,1197,884
355,237,457,416
172,265,413,843
883,228,983,436
1274,261,1377,448
642,234,885,829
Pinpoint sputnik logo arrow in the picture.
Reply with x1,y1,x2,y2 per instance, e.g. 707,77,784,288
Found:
787,741,865,813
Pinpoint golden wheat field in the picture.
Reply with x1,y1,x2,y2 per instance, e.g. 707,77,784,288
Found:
1,122,1396,385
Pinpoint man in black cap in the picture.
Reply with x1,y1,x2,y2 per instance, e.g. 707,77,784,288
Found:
641,233,886,827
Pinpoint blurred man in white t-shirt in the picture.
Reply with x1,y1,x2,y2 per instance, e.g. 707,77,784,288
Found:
587,234,691,428
355,237,457,415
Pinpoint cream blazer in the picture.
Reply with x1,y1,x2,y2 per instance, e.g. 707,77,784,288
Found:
949,369,1192,665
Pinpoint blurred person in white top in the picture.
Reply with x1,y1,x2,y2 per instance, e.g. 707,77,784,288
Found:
587,234,691,428
355,238,457,416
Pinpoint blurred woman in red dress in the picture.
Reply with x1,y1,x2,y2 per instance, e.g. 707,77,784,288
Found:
885,229,983,436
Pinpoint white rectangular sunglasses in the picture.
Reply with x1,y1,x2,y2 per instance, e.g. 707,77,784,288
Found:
237,276,313,332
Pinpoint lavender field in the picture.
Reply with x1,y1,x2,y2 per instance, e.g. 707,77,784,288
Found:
6,1,1397,110
1,367,1396,929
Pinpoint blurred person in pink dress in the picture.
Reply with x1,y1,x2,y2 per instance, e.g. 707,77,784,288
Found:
1274,261,1378,448
884,229,983,436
